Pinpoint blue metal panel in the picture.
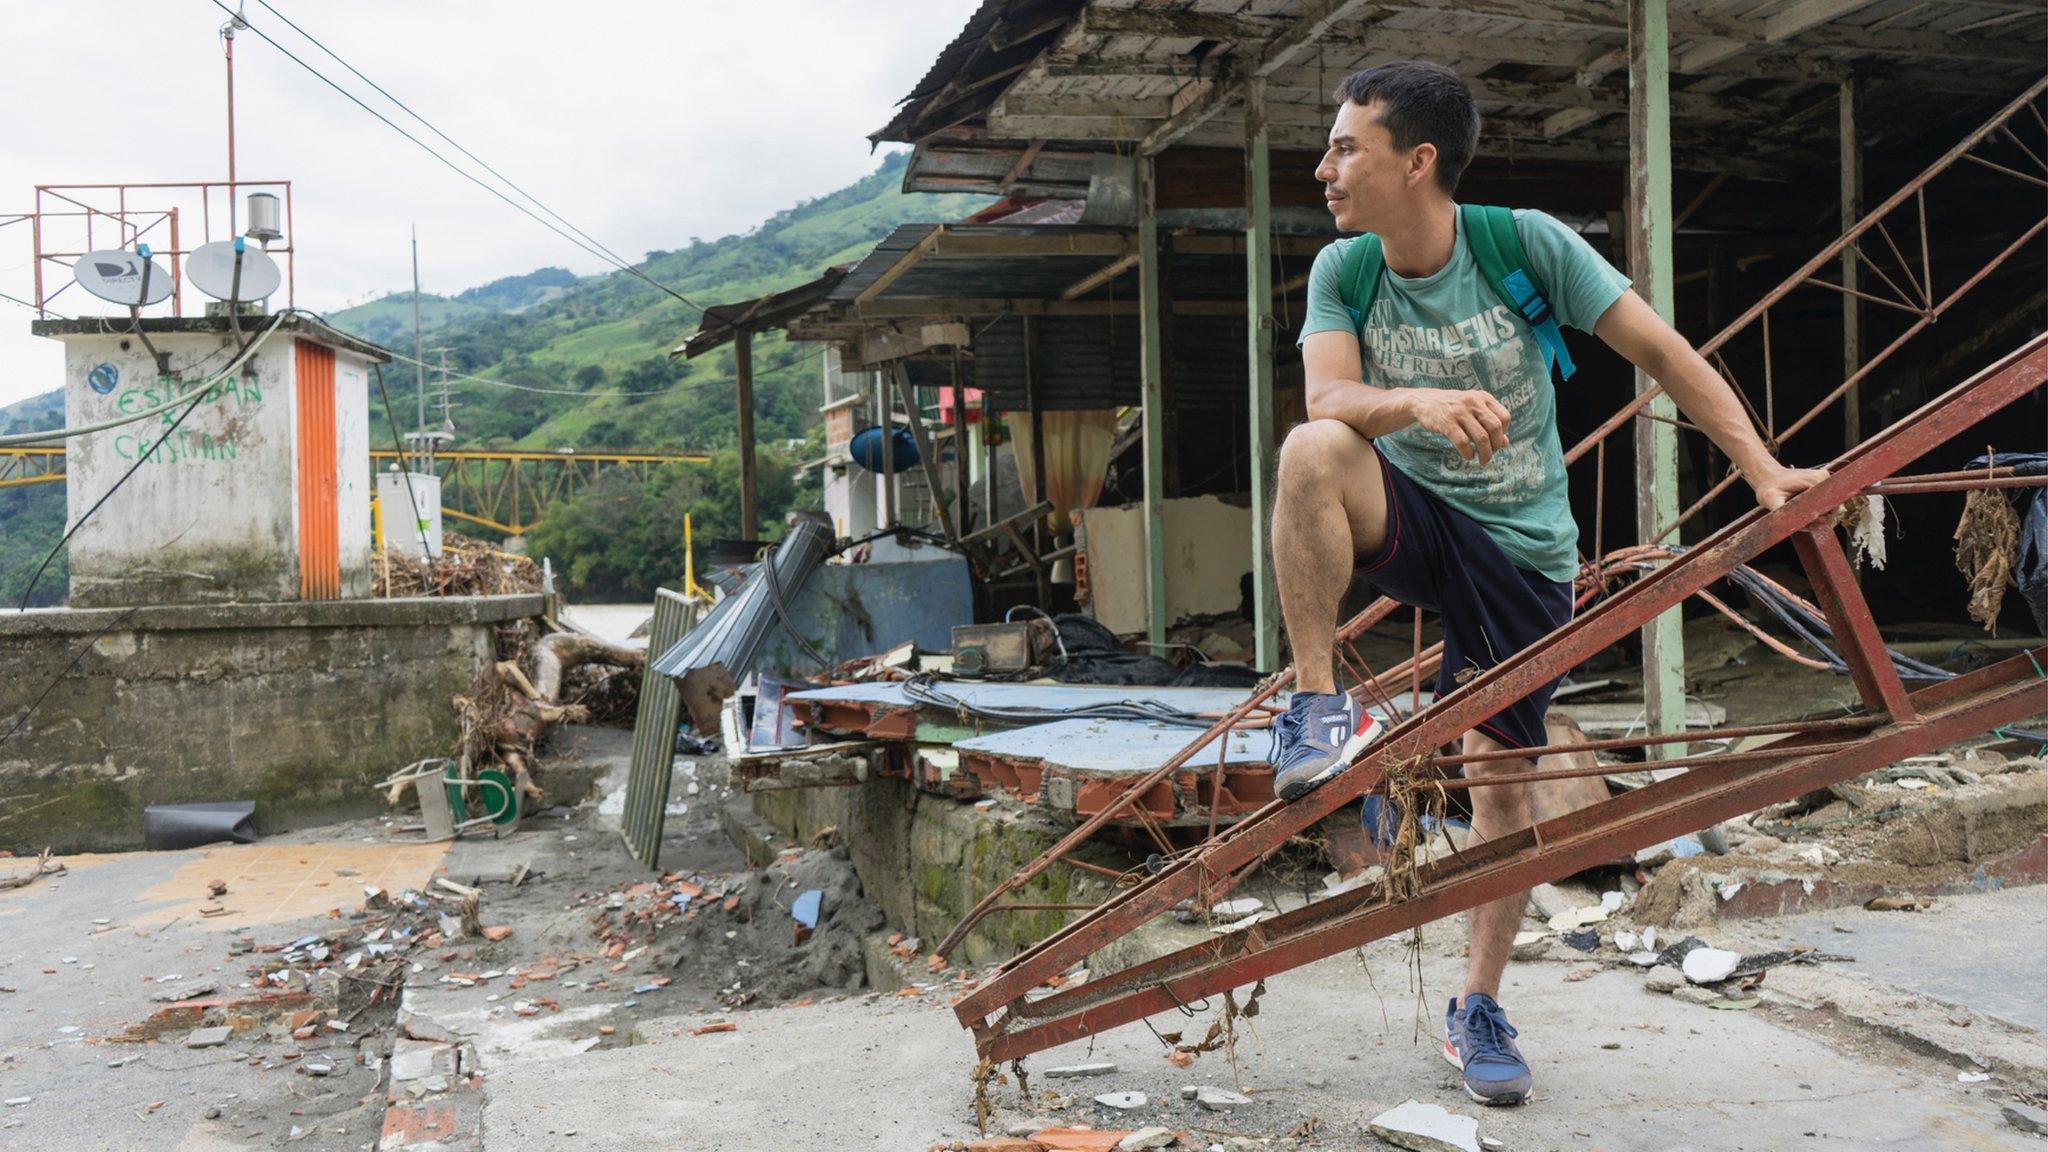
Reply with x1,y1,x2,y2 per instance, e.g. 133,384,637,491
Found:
754,558,974,677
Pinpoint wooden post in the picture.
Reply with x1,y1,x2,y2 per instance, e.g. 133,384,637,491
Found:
1139,154,1169,653
951,347,972,535
1245,78,1280,672
894,363,958,542
983,391,998,527
734,326,758,539
1840,78,1863,446
878,370,897,530
1022,315,1052,605
1629,0,1686,757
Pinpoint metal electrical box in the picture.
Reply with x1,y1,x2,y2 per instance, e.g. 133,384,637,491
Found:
951,619,1057,677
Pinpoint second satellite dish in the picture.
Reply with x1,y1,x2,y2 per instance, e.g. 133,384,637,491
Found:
75,248,175,307
187,239,282,303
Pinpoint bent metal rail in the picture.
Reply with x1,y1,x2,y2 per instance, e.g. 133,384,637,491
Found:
934,73,2048,964
955,333,2048,1061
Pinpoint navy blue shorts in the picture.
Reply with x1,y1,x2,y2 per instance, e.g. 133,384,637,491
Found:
1354,447,1574,751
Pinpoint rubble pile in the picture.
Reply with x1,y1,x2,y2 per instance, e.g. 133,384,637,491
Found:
584,845,884,1008
1627,753,2048,928
109,880,460,1092
374,532,543,598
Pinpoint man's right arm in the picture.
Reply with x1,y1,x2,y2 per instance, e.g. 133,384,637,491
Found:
1302,330,1511,465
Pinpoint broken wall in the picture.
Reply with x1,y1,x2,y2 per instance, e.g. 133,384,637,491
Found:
0,595,542,852
1079,495,1252,636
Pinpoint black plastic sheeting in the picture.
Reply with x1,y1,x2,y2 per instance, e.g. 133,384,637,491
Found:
1048,613,1262,688
143,801,257,851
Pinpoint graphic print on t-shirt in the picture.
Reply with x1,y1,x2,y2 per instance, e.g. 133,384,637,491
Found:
1359,298,1551,509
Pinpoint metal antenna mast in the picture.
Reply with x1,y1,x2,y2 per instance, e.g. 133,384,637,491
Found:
220,3,247,236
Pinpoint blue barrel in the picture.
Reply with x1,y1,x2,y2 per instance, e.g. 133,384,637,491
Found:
849,425,920,472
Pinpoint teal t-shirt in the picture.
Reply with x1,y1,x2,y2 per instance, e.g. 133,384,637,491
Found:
1297,208,1630,582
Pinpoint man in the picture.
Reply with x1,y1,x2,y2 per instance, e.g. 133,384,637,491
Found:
1267,62,1826,1106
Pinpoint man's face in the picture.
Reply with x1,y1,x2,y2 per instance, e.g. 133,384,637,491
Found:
1315,100,1435,233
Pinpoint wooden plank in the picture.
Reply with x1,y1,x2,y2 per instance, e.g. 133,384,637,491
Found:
854,226,943,307
1245,78,1280,673
1135,1,1373,156
1629,0,1685,761
894,363,959,544
735,328,758,538
1059,252,1141,300
1139,155,1168,652
1841,78,1863,447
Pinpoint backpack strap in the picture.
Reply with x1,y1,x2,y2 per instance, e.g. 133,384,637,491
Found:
1461,203,1577,381
1336,233,1385,336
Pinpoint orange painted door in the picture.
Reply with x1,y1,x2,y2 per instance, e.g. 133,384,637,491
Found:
294,340,341,600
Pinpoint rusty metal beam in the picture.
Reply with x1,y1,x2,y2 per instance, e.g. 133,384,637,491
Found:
953,333,2048,1057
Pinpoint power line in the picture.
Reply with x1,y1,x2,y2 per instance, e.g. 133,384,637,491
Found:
250,0,665,302
206,0,708,314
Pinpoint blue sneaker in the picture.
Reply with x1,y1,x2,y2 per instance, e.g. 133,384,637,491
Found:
1443,994,1533,1105
1272,692,1384,802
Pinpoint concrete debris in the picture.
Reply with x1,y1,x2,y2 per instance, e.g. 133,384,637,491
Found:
1625,950,1661,967
1613,930,1640,952
184,1025,233,1048
2003,1103,2048,1136
1045,1062,1119,1079
1117,1127,1177,1150
1367,1098,1482,1152
1194,1086,1252,1110
1956,1072,1993,1083
1030,1129,1132,1151
1509,932,1551,962
1681,947,1742,984
1671,985,1723,1006
1209,898,1263,919
1094,1091,1147,1110
1545,905,1609,932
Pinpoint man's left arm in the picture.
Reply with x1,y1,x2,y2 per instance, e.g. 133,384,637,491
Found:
1592,291,1829,511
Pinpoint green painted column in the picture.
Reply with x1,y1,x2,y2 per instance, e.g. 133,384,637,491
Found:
1244,79,1280,672
1139,154,1169,653
1630,0,1686,753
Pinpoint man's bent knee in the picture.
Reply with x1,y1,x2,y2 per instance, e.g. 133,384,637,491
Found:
1278,419,1372,487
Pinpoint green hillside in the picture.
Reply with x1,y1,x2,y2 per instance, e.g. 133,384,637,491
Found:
0,152,990,602
333,152,989,455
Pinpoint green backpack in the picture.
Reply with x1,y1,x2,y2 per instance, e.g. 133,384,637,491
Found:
1338,203,1578,382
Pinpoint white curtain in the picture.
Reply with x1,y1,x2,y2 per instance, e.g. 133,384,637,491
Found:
1004,408,1118,530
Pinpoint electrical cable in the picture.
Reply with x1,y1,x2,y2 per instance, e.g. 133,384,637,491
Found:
207,0,708,315
898,672,1218,729
14,360,229,610
248,0,665,303
369,361,437,567
0,312,288,446
0,606,140,747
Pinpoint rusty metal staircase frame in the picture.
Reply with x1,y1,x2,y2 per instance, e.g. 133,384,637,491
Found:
947,76,2048,1062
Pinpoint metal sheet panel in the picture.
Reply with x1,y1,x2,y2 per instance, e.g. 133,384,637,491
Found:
622,588,697,869
293,339,340,601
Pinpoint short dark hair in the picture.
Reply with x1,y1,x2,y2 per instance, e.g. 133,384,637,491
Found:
1334,62,1480,194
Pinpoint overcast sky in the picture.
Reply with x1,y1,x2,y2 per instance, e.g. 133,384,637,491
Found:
0,0,981,407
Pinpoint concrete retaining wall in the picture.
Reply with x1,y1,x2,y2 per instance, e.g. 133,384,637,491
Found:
0,595,543,852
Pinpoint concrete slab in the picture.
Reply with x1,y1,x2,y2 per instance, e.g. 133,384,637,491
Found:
1767,884,2048,1033
953,719,1276,774
480,940,2029,1151
788,681,1274,714
0,842,386,1151
131,841,449,928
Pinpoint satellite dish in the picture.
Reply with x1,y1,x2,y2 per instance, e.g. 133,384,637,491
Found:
187,239,282,303
75,248,174,307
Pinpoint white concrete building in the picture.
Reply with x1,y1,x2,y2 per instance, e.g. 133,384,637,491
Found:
33,315,391,606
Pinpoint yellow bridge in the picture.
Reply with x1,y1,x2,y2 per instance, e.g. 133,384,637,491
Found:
0,446,708,536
